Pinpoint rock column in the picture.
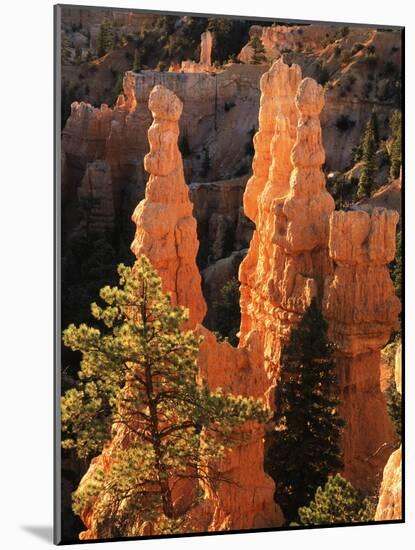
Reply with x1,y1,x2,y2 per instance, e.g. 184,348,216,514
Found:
200,30,213,67
131,84,207,328
323,208,401,491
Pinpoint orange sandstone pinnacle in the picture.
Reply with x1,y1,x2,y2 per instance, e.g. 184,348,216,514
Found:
131,84,207,329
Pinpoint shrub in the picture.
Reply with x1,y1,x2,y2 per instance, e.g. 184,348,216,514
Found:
316,64,330,86
213,278,241,346
297,474,376,525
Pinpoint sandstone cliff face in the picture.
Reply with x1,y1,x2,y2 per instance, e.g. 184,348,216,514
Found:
62,64,266,245
375,341,402,521
239,59,399,493
76,85,282,539
77,160,114,235
375,446,402,521
189,176,253,266
239,25,401,172
193,327,283,531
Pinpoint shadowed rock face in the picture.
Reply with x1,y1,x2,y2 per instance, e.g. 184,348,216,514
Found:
74,59,400,539
77,160,114,235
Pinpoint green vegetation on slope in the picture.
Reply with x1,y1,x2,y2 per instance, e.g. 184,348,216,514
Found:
266,298,345,522
297,474,376,525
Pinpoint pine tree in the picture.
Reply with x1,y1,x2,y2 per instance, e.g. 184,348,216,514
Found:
62,255,269,535
369,111,379,146
266,298,345,522
389,110,402,181
385,377,402,442
61,31,71,65
213,278,241,346
250,35,267,64
297,474,375,525
392,229,402,300
132,49,142,73
97,18,114,58
357,114,378,199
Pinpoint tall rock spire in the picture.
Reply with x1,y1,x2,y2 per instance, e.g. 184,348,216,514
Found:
131,84,207,328
323,207,401,491
239,66,334,387
239,59,302,373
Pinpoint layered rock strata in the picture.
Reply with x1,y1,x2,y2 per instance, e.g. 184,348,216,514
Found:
239,62,334,389
77,84,282,538
323,208,400,491
375,342,402,521
239,59,400,492
74,59,401,538
130,85,207,328
77,160,114,235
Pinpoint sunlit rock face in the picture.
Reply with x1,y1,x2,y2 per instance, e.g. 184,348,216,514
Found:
323,207,400,491
130,84,207,329
375,342,402,521
76,84,282,539
239,59,399,493
239,62,334,390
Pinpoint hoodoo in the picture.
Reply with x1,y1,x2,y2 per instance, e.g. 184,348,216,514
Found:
323,208,400,491
131,84,207,328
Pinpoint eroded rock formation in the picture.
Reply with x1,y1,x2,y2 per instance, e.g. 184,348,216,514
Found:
239,59,399,493
240,62,334,389
76,84,282,538
375,342,402,521
200,31,213,67
130,85,207,328
323,208,400,491
77,160,114,235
